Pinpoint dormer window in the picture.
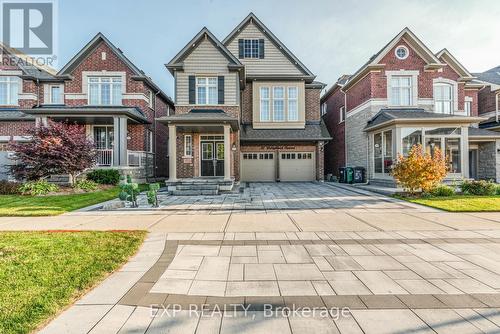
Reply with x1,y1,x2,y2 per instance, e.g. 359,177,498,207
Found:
434,83,453,114
88,76,122,105
0,76,19,105
395,45,409,60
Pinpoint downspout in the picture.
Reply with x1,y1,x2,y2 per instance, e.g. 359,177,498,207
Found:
36,78,40,107
496,91,499,123
153,90,161,180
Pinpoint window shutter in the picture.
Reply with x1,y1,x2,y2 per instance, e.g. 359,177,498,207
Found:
218,76,225,104
188,76,195,104
238,39,244,58
259,39,264,59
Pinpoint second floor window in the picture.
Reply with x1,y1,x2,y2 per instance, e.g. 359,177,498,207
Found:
390,76,412,106
339,106,346,123
88,77,122,105
196,77,217,105
49,85,62,104
464,100,471,116
273,87,285,121
260,87,270,121
434,83,453,114
244,39,260,58
288,87,298,121
0,76,19,105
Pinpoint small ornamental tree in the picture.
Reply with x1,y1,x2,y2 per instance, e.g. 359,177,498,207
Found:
391,144,448,195
9,121,96,184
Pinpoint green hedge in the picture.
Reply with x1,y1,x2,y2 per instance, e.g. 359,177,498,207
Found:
86,169,120,185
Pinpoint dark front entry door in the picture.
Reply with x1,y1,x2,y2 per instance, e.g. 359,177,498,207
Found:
201,141,224,177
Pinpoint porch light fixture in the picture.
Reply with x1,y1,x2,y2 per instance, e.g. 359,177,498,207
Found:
232,143,237,151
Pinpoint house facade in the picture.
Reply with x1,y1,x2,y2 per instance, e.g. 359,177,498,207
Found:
475,66,500,132
160,13,330,185
321,28,500,185
0,34,174,182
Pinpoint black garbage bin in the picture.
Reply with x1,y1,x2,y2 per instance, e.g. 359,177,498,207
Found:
353,167,366,183
338,167,347,183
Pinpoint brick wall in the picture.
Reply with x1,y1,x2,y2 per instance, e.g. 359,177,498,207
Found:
478,86,499,115
241,85,252,123
321,85,345,176
305,87,321,122
0,121,35,137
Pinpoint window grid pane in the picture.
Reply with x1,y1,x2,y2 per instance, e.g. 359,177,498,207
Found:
288,87,298,121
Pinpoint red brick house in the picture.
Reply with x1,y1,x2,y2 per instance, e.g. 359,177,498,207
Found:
475,66,500,132
321,28,500,185
0,33,174,182
159,13,330,192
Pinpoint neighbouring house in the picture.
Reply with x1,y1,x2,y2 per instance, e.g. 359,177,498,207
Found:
475,66,500,132
0,34,174,182
159,12,330,191
321,28,500,186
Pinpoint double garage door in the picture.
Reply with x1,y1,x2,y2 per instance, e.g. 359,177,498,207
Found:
241,151,315,182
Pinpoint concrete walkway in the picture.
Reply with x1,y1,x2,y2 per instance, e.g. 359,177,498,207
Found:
5,183,499,333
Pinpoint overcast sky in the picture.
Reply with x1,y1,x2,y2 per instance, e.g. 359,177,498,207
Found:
57,0,500,97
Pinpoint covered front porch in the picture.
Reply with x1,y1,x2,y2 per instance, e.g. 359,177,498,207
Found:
24,107,154,181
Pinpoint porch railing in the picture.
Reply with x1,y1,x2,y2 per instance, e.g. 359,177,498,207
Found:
96,149,113,166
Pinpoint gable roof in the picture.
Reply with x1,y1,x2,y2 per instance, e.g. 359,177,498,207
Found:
166,27,243,75
58,33,173,106
222,13,315,79
342,28,445,91
435,48,474,80
473,66,500,86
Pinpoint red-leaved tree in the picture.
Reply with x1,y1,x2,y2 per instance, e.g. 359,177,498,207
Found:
9,121,96,184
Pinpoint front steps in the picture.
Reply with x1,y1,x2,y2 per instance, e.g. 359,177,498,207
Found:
166,178,234,196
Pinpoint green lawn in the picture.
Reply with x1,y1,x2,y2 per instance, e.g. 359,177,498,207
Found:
0,184,150,216
401,195,500,212
0,186,121,216
0,231,145,334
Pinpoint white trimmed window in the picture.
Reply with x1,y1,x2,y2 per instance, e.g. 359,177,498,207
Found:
0,76,19,105
321,103,327,116
260,87,270,121
88,77,122,105
49,85,63,104
339,106,346,123
196,77,217,105
184,135,192,157
147,130,153,153
434,83,453,114
464,100,471,116
287,87,298,121
390,76,412,106
273,87,285,121
243,39,260,58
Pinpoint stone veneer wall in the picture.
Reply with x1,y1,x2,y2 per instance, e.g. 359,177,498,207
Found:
477,141,497,181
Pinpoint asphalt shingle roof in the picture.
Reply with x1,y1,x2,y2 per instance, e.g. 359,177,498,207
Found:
473,66,500,85
468,126,500,137
240,121,331,142
0,109,35,120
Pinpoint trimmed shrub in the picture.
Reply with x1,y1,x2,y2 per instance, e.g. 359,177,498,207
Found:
0,180,20,195
19,180,59,196
461,180,496,196
74,179,99,192
496,184,500,196
429,184,455,197
86,169,120,185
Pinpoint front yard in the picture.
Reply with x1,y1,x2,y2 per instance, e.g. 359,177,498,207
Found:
401,195,500,212
0,231,145,334
0,186,121,216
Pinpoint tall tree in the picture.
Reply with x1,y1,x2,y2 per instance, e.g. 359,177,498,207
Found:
10,121,96,184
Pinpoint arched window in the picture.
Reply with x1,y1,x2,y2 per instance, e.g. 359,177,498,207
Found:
434,83,453,114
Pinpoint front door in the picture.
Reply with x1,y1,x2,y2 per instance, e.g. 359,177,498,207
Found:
469,149,478,179
201,141,224,177
94,126,114,166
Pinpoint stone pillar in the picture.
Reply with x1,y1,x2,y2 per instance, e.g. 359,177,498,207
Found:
168,124,177,181
113,116,128,166
224,124,231,180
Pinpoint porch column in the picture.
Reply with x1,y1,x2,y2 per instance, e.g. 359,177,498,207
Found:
168,124,177,181
113,116,128,166
224,124,231,180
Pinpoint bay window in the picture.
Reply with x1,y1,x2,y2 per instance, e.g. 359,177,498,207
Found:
434,83,453,114
0,76,19,105
390,76,412,106
273,87,285,121
88,77,122,105
260,87,270,121
196,77,217,105
287,87,298,121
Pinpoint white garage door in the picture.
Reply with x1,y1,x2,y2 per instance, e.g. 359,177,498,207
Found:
241,152,276,181
279,152,315,181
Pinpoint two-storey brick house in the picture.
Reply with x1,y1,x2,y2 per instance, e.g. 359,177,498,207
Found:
321,28,500,185
159,13,330,187
0,33,174,182
475,66,500,132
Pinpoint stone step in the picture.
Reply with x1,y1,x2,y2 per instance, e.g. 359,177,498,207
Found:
176,184,219,191
172,189,219,196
